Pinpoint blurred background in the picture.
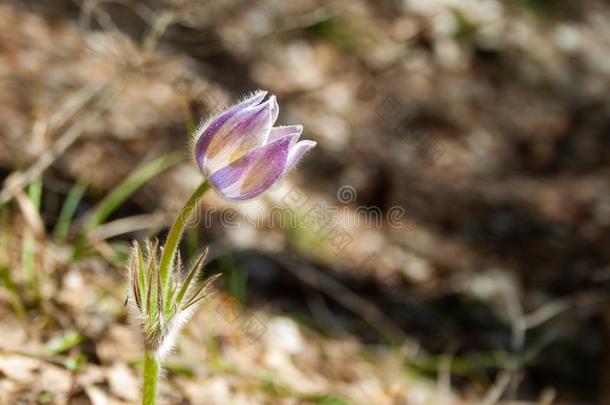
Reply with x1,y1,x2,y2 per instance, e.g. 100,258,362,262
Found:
1,0,609,403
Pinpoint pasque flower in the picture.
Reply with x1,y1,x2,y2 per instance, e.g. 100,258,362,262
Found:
131,91,316,404
194,90,316,200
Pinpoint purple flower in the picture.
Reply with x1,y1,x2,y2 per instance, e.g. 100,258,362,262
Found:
194,90,316,200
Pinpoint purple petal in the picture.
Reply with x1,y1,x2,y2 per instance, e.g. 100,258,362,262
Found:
203,98,276,174
269,95,279,125
268,125,302,144
286,140,316,170
194,90,267,172
208,134,299,200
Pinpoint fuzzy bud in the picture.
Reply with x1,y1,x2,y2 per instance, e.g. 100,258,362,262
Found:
126,240,218,360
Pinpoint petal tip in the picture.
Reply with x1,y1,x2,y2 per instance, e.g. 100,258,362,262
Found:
286,139,316,170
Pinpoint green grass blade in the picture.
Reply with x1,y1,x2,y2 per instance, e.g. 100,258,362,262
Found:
28,179,43,211
42,331,83,356
220,255,247,305
83,152,182,236
23,178,42,297
53,181,87,243
0,265,27,320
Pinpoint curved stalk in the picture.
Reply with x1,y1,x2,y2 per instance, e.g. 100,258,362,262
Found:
158,181,210,287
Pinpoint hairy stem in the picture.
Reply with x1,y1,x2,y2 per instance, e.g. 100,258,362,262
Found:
158,181,210,289
142,351,160,405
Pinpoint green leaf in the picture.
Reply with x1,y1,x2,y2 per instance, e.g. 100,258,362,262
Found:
165,363,195,378
0,265,18,295
64,353,87,371
53,181,87,243
42,331,83,356
299,394,350,405
27,178,43,211
175,248,208,308
36,391,54,404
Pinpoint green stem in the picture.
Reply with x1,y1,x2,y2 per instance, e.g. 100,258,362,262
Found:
141,181,210,404
142,351,160,405
158,181,210,287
